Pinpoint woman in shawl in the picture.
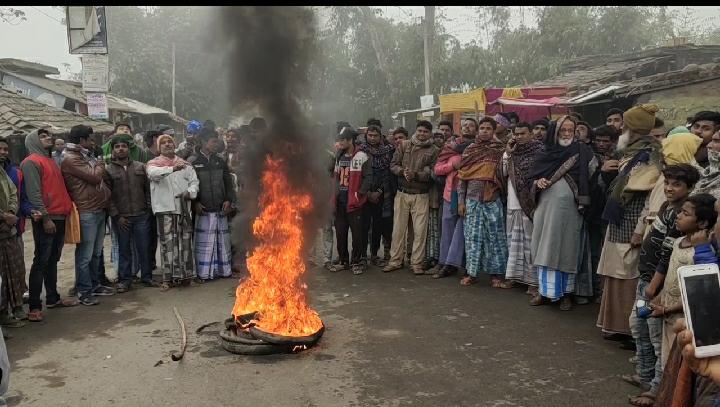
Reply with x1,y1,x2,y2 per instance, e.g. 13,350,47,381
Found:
502,122,544,299
147,134,200,290
457,117,509,287
597,104,663,335
691,130,720,199
529,115,594,310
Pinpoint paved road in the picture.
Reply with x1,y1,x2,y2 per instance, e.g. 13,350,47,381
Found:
6,259,637,406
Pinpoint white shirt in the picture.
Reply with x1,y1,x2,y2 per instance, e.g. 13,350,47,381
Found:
147,165,199,215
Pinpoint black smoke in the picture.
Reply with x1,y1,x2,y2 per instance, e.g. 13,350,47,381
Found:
212,6,330,253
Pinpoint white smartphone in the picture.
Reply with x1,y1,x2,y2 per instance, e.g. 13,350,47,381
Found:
678,263,720,358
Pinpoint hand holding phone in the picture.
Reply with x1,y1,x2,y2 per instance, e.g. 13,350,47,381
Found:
678,264,720,358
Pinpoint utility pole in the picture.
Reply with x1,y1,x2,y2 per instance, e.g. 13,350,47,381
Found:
171,42,176,115
423,6,434,96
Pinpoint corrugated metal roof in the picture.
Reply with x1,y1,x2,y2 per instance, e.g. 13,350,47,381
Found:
0,87,114,138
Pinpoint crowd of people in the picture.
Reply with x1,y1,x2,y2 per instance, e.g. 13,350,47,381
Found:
1,104,720,405
320,107,720,406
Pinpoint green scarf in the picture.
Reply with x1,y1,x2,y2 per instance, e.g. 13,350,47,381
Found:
101,134,148,163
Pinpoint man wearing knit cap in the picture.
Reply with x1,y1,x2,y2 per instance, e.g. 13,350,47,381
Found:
597,104,663,338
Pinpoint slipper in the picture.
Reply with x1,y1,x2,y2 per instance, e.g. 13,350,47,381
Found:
628,391,655,407
498,280,515,289
460,276,477,286
621,374,650,391
46,298,79,308
28,309,43,322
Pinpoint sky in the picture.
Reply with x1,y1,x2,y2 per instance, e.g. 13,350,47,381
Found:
1,6,719,80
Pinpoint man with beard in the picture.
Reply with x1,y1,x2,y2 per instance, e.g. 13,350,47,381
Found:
148,134,199,290
189,128,236,281
330,126,373,275
383,121,439,275
576,121,593,146
21,129,78,321
103,135,154,292
531,119,549,140
598,104,663,336
689,111,720,168
606,108,625,134
0,137,29,327
502,122,544,300
359,124,394,267
431,119,474,279
529,116,594,310
438,120,454,144
457,117,509,287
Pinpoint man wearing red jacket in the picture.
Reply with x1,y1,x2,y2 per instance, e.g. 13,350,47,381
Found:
329,126,373,275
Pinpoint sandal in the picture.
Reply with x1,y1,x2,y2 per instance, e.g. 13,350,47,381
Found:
529,293,545,306
629,391,655,407
46,298,79,308
490,278,502,288
498,280,515,289
28,309,43,322
159,283,172,292
460,276,478,286
351,265,365,275
329,263,350,273
621,374,650,391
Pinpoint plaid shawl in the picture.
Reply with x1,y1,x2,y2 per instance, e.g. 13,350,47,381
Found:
602,135,663,225
508,139,544,218
457,139,506,201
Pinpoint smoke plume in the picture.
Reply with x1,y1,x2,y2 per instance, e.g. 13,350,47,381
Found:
212,6,330,252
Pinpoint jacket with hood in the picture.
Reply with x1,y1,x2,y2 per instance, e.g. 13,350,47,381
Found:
61,144,111,213
19,130,73,221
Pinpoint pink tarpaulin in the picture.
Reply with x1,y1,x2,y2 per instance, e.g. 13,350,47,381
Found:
484,87,569,123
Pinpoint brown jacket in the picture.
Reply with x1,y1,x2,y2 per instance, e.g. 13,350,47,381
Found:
104,159,151,218
390,138,439,194
61,148,111,213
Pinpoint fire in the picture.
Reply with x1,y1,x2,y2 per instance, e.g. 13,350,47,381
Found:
231,155,323,336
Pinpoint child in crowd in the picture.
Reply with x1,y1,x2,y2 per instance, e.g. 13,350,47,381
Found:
626,164,700,407
651,193,717,368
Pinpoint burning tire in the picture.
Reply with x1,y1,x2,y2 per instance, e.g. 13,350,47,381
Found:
248,325,325,347
219,337,292,355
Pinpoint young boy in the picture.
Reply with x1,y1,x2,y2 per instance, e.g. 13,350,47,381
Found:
626,164,700,406
653,193,717,367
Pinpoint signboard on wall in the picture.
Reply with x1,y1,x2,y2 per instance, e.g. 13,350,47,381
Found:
86,92,108,120
66,6,108,54
81,55,109,92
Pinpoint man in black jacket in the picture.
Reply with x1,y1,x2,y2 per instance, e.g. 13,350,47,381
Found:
103,136,154,292
188,128,236,281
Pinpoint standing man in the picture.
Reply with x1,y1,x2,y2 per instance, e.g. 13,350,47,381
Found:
457,117,509,287
605,108,624,133
189,128,236,281
176,121,201,160
147,134,199,290
531,119,549,140
431,119,473,278
359,124,394,267
62,125,113,305
104,135,154,292
329,127,373,275
20,129,77,321
143,130,162,163
382,120,439,275
0,144,26,327
493,114,512,143
689,111,720,168
438,120,454,143
502,122,544,297
52,138,65,167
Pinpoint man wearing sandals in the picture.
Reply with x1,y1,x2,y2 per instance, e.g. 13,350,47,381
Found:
456,117,509,287
20,129,78,321
330,126,373,275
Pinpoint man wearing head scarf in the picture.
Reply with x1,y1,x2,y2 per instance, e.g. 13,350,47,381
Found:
103,134,154,293
597,104,663,336
501,122,545,297
529,116,594,310
457,117,509,287
101,123,149,164
20,129,78,321
188,128,236,281
492,113,512,143
147,134,199,290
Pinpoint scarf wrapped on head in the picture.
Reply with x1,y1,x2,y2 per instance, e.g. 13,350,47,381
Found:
509,139,544,218
101,133,148,163
147,135,188,168
602,134,663,225
493,114,510,129
661,132,701,166
528,115,593,206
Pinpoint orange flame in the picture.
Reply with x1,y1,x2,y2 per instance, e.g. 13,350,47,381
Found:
231,155,323,336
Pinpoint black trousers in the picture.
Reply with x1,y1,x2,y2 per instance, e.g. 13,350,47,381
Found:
335,203,368,266
28,219,65,310
367,200,392,258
